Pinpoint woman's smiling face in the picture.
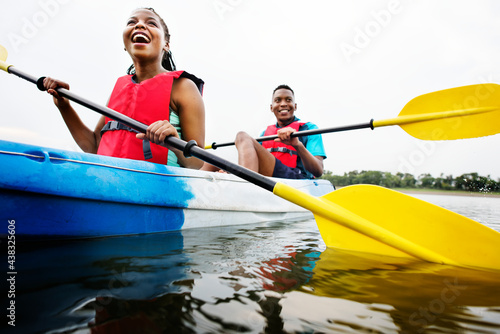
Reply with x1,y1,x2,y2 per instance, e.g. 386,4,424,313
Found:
123,9,168,64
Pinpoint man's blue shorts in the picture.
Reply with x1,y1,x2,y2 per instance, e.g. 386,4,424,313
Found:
272,158,306,179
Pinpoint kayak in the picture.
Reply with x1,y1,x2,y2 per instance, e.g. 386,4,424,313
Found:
0,139,334,239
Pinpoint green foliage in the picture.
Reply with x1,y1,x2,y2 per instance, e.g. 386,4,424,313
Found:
319,170,500,193
454,173,500,192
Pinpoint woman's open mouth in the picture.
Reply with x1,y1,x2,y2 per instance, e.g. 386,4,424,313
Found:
132,32,151,44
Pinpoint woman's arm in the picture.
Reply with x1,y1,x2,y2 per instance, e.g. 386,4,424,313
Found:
138,77,205,169
173,77,205,169
43,77,102,153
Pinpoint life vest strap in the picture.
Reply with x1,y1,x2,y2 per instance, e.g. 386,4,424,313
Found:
267,147,298,156
101,121,152,160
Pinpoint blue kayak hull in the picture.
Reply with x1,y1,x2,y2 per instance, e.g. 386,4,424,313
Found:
0,140,334,239
2,189,185,237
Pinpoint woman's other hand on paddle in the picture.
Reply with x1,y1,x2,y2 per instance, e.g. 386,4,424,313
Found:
43,77,71,109
137,120,179,146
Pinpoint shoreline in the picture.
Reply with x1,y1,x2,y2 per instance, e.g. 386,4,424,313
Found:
398,189,500,198
335,186,500,198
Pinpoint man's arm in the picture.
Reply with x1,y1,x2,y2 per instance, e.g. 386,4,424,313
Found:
293,141,324,177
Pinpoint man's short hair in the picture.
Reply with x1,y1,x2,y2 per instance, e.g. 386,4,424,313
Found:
273,84,294,96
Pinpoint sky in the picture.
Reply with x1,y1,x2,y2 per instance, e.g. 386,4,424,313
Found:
1,0,499,180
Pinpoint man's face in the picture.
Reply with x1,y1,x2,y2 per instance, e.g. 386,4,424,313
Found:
271,89,297,126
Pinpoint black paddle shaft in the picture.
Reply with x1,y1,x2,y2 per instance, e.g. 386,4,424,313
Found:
7,66,277,192
210,121,375,149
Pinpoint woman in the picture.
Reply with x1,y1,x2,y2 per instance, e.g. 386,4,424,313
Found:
43,7,205,169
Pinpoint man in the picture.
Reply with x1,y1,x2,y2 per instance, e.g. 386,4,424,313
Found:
235,85,326,179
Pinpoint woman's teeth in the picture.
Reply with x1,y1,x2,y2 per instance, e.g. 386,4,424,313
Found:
133,34,150,43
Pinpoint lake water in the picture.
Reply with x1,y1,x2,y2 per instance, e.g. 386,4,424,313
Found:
5,193,500,334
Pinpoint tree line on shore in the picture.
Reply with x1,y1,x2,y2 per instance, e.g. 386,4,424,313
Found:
319,170,500,193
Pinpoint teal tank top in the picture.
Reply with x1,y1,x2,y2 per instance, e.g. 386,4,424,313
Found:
167,109,181,167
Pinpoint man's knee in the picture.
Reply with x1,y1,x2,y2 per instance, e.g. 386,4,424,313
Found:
235,131,252,145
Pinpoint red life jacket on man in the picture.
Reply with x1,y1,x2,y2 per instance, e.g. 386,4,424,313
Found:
262,121,305,168
97,71,188,164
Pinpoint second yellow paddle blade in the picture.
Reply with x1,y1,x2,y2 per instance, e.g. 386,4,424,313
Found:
398,84,500,140
315,185,500,271
0,44,7,61
0,44,9,72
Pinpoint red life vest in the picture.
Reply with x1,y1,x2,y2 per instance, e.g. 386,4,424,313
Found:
262,121,305,168
97,71,185,164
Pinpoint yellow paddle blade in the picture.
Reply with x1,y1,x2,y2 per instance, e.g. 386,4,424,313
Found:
393,84,500,140
315,185,500,271
0,44,7,61
274,183,458,266
0,44,9,72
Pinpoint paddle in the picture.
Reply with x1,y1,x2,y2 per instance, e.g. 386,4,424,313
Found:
2,44,500,271
205,84,500,149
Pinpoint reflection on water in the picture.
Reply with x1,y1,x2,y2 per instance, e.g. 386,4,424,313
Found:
302,248,500,333
4,195,500,334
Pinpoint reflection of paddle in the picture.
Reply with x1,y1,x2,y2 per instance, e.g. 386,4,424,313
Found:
2,44,500,271
305,247,500,331
205,83,500,149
